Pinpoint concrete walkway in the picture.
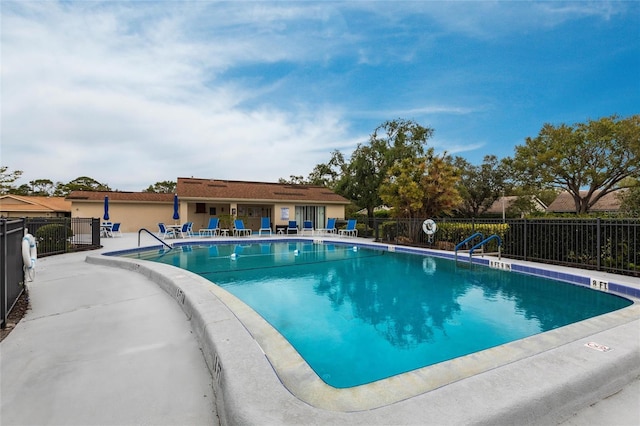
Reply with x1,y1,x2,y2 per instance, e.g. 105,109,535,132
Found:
1,238,218,426
2,233,638,425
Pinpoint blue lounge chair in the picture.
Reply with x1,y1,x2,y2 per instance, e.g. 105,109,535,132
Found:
158,223,175,239
287,220,298,234
317,218,337,235
110,222,122,237
199,217,220,237
233,219,252,236
301,220,314,235
338,219,358,237
259,217,272,236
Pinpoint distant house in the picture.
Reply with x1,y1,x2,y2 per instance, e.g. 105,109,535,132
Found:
0,195,71,218
546,190,624,214
67,177,350,233
483,196,547,218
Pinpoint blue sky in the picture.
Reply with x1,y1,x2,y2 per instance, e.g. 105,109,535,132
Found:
2,1,639,191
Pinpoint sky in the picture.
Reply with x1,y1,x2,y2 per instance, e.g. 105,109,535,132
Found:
1,1,639,192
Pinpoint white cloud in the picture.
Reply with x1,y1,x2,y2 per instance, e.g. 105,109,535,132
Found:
1,0,635,192
1,1,359,190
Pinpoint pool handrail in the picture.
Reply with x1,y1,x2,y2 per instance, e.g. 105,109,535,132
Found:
469,234,502,260
454,232,484,253
138,228,173,250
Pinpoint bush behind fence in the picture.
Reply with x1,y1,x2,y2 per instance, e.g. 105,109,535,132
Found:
370,217,639,277
25,217,102,256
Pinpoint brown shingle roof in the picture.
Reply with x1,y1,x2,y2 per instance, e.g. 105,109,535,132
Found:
66,191,173,202
176,178,350,204
484,196,547,214
546,190,624,213
0,195,72,212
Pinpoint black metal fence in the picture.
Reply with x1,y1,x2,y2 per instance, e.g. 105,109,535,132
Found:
365,217,640,277
25,217,101,256
1,219,26,329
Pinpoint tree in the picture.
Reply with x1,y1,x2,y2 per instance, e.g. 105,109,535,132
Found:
0,166,23,195
279,150,346,187
617,179,640,217
335,119,434,217
29,179,55,196
306,150,345,187
510,115,639,213
54,176,111,196
11,184,32,196
454,155,507,217
278,175,308,185
379,151,462,218
143,180,176,193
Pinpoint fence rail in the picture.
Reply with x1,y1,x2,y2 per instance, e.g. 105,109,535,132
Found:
366,217,640,277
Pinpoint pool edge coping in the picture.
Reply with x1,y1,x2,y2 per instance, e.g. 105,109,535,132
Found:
87,238,640,425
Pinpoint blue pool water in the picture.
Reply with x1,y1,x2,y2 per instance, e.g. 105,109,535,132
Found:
120,242,632,388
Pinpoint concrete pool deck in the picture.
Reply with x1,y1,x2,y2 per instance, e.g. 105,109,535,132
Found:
1,233,639,425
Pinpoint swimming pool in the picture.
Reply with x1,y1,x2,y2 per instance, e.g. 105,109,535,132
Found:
120,241,632,389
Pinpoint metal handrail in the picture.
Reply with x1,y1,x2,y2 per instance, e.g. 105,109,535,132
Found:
469,234,502,260
138,228,173,250
454,232,484,252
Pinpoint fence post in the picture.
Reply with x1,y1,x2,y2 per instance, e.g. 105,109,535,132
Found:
523,218,527,261
1,219,6,329
92,218,101,246
596,217,601,271
373,217,380,242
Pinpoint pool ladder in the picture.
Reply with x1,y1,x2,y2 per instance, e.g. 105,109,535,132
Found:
455,232,501,262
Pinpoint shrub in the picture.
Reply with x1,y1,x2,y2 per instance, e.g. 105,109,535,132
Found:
35,224,74,254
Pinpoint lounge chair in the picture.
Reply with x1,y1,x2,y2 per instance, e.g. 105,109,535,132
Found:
317,218,337,235
301,220,314,236
338,219,358,237
176,222,194,238
101,222,113,237
158,223,175,239
258,217,272,236
287,220,298,234
199,217,220,237
110,222,122,237
233,219,252,236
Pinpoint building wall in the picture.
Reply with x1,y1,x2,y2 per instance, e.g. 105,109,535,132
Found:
71,199,346,233
71,201,175,233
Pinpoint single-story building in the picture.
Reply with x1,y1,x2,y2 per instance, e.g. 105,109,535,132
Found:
0,195,71,218
67,177,350,233
546,190,624,214
483,196,547,218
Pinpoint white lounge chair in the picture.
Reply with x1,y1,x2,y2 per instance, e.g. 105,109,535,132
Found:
259,217,272,236
338,219,358,237
199,218,220,237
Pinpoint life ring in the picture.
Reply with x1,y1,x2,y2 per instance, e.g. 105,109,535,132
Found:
22,233,37,270
422,219,437,235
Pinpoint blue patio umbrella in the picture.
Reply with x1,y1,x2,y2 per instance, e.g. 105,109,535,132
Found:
172,194,180,221
103,196,110,221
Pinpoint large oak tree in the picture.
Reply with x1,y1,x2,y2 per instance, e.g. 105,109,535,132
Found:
510,115,639,213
